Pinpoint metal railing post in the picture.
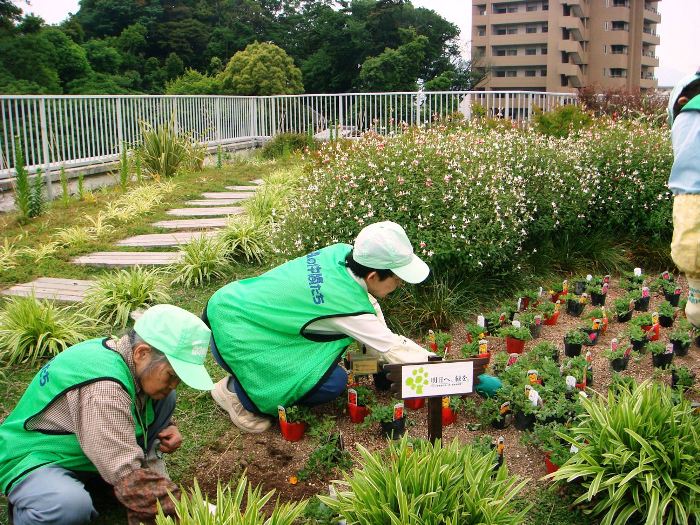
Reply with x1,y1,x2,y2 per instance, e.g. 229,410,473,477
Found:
215,97,222,145
116,97,124,154
39,97,53,200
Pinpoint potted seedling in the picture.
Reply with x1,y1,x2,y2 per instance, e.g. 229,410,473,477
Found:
573,276,587,296
565,293,586,317
549,280,567,303
627,325,648,353
363,402,405,439
563,355,587,391
278,405,315,442
669,322,692,356
613,296,635,323
633,312,660,341
604,338,631,372
442,396,462,426
671,365,695,392
464,322,487,343
649,341,674,369
581,318,602,346
512,384,540,431
517,289,538,310
564,329,586,357
476,397,510,429
587,280,608,307
658,300,676,328
347,386,375,423
518,312,543,339
538,301,559,326
664,283,682,307
429,330,452,358
635,287,651,312
620,269,644,291
500,323,532,354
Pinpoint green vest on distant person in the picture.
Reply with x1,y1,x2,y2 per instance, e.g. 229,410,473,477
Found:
207,243,375,415
0,339,154,495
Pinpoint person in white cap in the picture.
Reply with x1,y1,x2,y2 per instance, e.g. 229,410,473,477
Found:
203,220,434,433
0,304,214,525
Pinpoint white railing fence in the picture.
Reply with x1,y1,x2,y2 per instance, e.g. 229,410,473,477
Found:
0,91,577,185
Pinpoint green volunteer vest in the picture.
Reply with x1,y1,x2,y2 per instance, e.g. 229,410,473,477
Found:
681,94,700,113
207,243,375,415
0,338,154,495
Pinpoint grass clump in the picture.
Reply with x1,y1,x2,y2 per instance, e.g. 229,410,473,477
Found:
138,118,189,180
0,296,99,366
219,216,271,264
83,267,171,328
261,132,316,159
171,235,230,288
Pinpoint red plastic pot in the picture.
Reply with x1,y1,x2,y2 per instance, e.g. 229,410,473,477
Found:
505,336,526,354
642,324,660,341
550,292,563,303
404,398,425,410
544,453,560,474
279,420,307,442
520,297,531,310
477,352,491,363
442,407,456,426
543,311,560,326
348,403,370,423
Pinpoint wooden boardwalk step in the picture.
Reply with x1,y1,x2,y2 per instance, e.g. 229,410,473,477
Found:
72,252,182,267
152,218,229,229
251,179,264,185
201,192,253,200
226,186,258,191
117,231,218,247
186,199,242,206
1,277,95,303
166,207,244,217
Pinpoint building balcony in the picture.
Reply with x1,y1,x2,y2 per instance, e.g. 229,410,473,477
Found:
644,8,661,23
558,40,586,64
606,7,631,21
488,33,549,45
487,76,547,90
603,31,633,45
640,77,658,89
641,54,659,67
487,11,549,24
489,55,549,67
560,0,586,17
642,31,661,45
473,14,488,26
560,16,588,41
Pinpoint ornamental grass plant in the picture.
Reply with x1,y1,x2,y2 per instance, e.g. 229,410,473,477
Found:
154,476,307,525
550,380,700,524
171,235,230,288
83,267,171,328
319,437,529,525
0,295,100,366
138,119,190,180
219,216,271,264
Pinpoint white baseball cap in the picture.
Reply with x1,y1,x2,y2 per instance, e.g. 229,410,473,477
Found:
353,221,430,284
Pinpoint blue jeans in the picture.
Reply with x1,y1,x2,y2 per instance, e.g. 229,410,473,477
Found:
208,335,347,414
8,392,176,525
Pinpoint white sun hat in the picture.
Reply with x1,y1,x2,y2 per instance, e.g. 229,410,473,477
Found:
353,221,430,284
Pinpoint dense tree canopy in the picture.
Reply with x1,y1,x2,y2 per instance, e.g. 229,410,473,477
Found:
0,0,481,94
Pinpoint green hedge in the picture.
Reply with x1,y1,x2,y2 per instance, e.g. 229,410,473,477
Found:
276,118,672,277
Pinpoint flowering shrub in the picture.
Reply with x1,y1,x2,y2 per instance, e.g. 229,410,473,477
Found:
276,118,672,277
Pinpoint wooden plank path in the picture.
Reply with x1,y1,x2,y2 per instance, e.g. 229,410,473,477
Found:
166,207,244,217
186,199,241,206
226,186,258,191
116,231,218,247
1,277,95,302
72,252,182,267
201,192,254,200
152,218,229,229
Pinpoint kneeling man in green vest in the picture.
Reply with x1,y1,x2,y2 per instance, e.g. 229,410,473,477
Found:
204,221,434,433
0,304,215,525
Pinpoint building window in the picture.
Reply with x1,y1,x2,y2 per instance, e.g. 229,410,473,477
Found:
506,49,517,56
612,0,629,6
496,49,506,56
507,6,518,13
525,70,537,77
542,23,548,33
526,3,537,11
507,26,518,34
526,26,537,33
477,26,486,36
611,21,628,31
540,69,547,76
495,70,506,77
609,68,627,78
541,46,548,55
611,45,626,54
543,3,549,10
506,70,517,77
526,48,537,55
494,6,507,14
495,27,507,35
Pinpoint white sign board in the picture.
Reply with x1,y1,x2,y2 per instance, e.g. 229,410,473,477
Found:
401,361,474,398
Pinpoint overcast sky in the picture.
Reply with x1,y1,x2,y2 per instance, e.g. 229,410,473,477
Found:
13,0,697,86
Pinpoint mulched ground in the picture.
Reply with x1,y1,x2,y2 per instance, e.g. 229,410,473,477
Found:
190,276,699,506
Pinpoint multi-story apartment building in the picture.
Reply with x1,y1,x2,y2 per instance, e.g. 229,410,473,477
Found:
471,0,660,93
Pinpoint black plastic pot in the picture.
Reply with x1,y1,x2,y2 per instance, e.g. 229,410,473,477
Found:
671,339,690,357
491,414,510,430
651,352,673,369
659,315,674,328
566,300,584,317
616,310,633,323
664,291,680,307
590,292,606,306
610,356,629,372
586,368,593,386
513,411,536,431
564,342,582,357
373,370,392,391
551,348,560,363
631,338,647,353
380,417,405,439
530,324,542,339
581,328,600,347
671,370,695,391
635,296,650,312
574,280,586,295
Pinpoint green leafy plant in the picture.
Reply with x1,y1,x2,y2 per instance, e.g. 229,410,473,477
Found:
360,402,397,427
669,324,692,345
561,356,587,383
216,144,223,169
319,438,530,524
613,296,633,315
603,345,627,360
564,329,586,345
261,132,316,159
460,340,480,358
154,476,307,525
77,172,85,200
533,104,593,138
284,405,316,425
219,216,271,264
631,312,653,327
523,422,573,467
626,324,646,343
671,365,695,391
549,380,700,525
12,137,32,221
83,267,171,328
499,324,533,341
0,237,20,272
658,300,675,318
0,296,99,366
119,144,130,191
432,330,452,355
171,235,230,288
536,301,555,318
138,118,189,180
620,271,645,290
352,386,375,407
28,167,45,219
647,341,667,355
52,225,93,249
298,433,353,481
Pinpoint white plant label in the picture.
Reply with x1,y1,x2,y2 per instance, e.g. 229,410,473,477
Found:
634,267,642,276
401,361,474,398
477,315,485,327
512,320,521,328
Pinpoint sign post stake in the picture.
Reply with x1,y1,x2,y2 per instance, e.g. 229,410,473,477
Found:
427,355,443,444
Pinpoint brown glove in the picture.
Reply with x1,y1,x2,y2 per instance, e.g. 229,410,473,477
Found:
113,467,181,525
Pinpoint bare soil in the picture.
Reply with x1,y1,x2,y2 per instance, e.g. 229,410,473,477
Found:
190,277,700,505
